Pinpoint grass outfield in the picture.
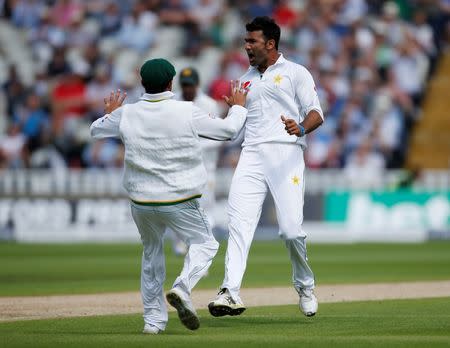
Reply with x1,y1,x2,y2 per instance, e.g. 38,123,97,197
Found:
1,298,449,348
1,242,450,296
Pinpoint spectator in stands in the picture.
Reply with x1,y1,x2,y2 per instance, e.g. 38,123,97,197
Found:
13,91,49,153
0,123,27,168
28,9,66,70
370,91,405,168
243,0,273,21
159,0,188,26
82,44,103,81
115,0,158,53
65,12,97,49
47,46,70,77
28,128,67,169
51,62,88,121
11,0,45,29
188,0,222,34
86,64,114,120
98,1,122,36
2,66,26,120
389,34,428,107
50,0,84,29
345,137,386,189
50,62,89,167
273,0,298,29
0,0,446,175
411,9,436,59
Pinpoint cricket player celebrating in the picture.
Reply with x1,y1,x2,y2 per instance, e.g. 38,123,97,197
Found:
169,67,223,256
208,17,324,318
90,58,248,334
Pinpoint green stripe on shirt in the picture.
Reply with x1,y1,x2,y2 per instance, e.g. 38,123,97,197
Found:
131,194,202,206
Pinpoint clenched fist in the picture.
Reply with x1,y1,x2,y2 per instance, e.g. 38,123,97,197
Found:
281,115,304,137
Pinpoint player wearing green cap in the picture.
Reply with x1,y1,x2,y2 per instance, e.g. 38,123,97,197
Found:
90,58,248,334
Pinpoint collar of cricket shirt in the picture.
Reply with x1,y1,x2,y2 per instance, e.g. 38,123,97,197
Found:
274,53,286,66
249,53,286,74
140,91,175,103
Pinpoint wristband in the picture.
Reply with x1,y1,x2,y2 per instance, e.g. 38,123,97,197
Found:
298,124,306,137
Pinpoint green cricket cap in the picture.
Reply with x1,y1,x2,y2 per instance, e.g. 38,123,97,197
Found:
140,58,176,88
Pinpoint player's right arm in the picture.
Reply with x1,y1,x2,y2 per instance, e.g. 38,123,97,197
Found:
90,90,126,139
192,80,248,140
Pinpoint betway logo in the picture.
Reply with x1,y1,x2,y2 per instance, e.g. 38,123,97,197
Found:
347,193,450,230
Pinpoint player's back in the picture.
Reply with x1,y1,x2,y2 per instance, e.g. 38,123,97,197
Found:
119,99,207,203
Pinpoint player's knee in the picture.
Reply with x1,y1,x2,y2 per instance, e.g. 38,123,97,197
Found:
204,237,219,253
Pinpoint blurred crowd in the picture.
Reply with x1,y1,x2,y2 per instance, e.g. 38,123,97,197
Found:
0,0,449,173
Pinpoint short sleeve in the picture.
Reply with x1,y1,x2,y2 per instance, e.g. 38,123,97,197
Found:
295,66,324,120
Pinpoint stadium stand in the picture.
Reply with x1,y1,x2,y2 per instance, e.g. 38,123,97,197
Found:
408,51,450,169
0,0,449,173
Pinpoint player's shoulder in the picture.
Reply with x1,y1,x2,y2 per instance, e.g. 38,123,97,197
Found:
282,58,311,76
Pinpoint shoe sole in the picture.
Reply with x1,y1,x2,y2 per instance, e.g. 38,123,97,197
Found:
208,303,246,317
166,292,200,330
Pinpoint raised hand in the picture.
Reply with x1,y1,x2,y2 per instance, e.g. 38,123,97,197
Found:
223,80,248,107
104,89,127,114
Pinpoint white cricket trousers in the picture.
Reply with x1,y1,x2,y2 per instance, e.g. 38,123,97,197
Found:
221,143,315,302
131,199,219,330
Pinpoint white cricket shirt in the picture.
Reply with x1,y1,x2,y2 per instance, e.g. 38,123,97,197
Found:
239,54,323,148
90,91,247,203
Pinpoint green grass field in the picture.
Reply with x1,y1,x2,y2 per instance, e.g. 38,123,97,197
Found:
1,298,449,348
1,241,450,296
1,242,450,347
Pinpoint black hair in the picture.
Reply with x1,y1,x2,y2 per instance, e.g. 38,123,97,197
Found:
246,16,281,50
142,80,172,94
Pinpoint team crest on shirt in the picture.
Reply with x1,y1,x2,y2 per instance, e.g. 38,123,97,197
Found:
274,74,283,86
242,80,252,91
291,175,300,185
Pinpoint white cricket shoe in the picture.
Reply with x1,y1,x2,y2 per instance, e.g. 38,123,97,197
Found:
299,288,318,317
166,287,200,330
208,288,246,317
142,323,161,334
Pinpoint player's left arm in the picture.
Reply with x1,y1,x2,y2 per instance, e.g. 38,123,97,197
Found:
282,110,323,137
90,89,126,139
282,67,324,137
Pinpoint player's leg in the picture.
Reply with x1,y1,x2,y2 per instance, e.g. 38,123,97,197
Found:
285,236,317,316
262,143,317,316
209,146,268,316
164,199,219,293
162,199,219,330
130,203,167,333
167,227,188,256
200,173,217,228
